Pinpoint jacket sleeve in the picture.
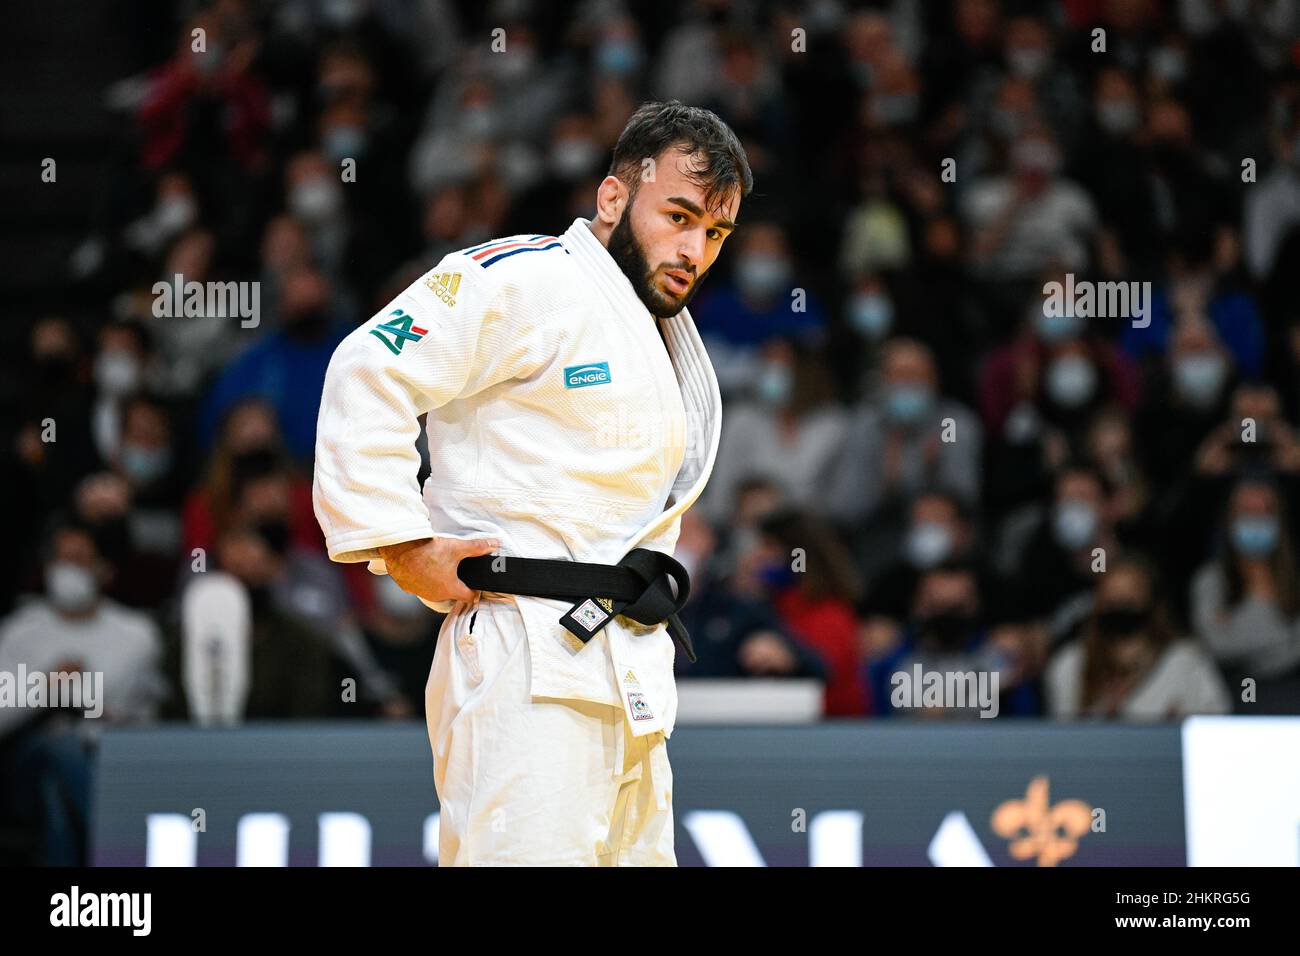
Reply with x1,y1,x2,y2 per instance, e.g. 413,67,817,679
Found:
313,257,532,563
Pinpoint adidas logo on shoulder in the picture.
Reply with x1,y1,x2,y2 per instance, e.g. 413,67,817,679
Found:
424,270,462,307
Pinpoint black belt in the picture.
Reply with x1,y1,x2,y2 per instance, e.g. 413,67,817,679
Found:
456,548,696,663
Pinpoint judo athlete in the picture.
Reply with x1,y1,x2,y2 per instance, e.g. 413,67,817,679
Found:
313,101,752,865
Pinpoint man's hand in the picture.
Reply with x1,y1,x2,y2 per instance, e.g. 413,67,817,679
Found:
378,536,501,605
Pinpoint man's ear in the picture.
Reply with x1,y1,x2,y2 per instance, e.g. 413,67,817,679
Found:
595,175,627,226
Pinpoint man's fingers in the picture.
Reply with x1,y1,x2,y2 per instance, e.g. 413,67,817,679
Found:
445,580,477,603
450,537,501,558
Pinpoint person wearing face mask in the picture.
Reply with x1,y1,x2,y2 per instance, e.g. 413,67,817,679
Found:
184,399,325,559
670,511,827,682
90,321,152,464
165,526,337,722
962,127,1099,283
859,491,995,627
504,113,604,237
1191,479,1300,700
691,222,825,370
866,562,1035,718
1119,234,1266,383
1047,555,1229,720
221,478,407,718
826,339,982,552
1074,68,1164,276
698,339,848,526
113,396,180,503
997,16,1086,151
1008,462,1121,629
199,266,349,464
0,522,165,863
1135,319,1235,493
980,274,1142,517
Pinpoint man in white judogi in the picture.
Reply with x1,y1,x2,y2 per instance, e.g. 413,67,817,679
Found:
313,101,751,865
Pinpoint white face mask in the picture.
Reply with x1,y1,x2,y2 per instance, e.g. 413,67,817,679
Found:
737,254,792,300
755,361,793,406
290,178,342,225
1053,500,1099,550
47,561,98,613
905,521,954,569
94,350,141,396
1046,355,1097,408
1172,352,1228,408
155,195,197,237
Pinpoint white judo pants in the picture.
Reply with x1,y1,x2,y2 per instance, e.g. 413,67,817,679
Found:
424,592,676,866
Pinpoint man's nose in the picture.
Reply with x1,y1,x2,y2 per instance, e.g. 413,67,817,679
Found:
678,231,707,269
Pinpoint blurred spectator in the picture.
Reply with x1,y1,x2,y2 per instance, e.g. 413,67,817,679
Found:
828,338,981,586
860,490,993,624
979,274,1142,515
962,127,1099,283
167,524,336,720
362,574,441,718
183,398,320,558
866,561,1036,719
692,221,826,394
829,337,981,523
1191,478,1300,696
1243,97,1300,281
674,510,826,680
744,510,866,716
0,521,166,864
1135,317,1236,492
701,338,847,523
1000,460,1120,640
1046,555,1230,719
198,266,350,462
1119,231,1265,380
89,320,155,463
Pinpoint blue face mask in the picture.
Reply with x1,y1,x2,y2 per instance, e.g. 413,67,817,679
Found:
1035,309,1083,344
1232,516,1279,557
848,293,893,341
323,125,367,163
755,363,793,407
120,445,171,485
885,384,933,425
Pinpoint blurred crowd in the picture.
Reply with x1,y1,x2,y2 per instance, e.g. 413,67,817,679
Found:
4,0,1300,860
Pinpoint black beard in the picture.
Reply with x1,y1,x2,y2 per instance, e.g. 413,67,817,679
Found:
607,202,708,318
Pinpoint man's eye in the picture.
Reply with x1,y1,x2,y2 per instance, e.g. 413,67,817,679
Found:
669,212,686,224
708,229,721,241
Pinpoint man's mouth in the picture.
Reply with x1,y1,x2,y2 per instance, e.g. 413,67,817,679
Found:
662,269,692,295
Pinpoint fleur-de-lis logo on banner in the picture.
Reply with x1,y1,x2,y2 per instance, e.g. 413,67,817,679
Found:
991,776,1092,866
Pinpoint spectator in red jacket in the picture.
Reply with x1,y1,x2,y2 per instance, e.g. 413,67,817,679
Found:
736,509,869,716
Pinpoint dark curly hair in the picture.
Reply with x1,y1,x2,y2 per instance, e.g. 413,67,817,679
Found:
607,100,753,215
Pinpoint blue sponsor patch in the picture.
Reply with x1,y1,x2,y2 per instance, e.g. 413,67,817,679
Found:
564,362,611,388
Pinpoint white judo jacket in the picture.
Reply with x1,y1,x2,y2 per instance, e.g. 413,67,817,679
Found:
313,217,722,737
